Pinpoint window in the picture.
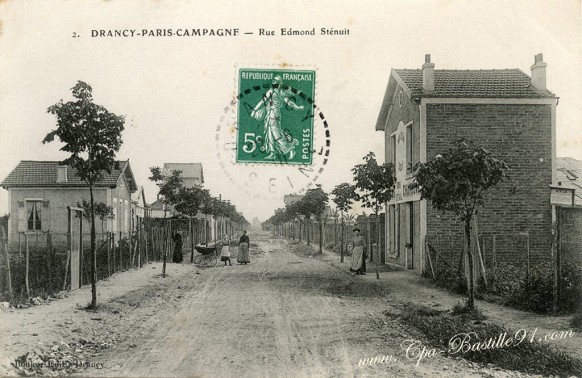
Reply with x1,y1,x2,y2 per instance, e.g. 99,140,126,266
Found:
399,89,404,107
27,201,42,231
406,123,413,174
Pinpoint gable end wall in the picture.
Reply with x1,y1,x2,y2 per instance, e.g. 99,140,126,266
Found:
425,103,553,266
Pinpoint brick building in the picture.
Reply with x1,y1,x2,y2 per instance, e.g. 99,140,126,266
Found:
375,54,557,274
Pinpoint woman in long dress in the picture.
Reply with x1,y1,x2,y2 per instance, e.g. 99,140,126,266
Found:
237,231,250,265
350,228,366,275
220,234,232,266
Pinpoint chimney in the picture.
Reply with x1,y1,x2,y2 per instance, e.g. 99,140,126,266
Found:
422,54,435,92
530,53,547,91
56,165,68,183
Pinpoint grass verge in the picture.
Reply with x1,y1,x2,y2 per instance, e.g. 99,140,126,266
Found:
398,303,582,376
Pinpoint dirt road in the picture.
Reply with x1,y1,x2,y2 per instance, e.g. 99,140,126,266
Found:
2,232,549,377
77,233,525,377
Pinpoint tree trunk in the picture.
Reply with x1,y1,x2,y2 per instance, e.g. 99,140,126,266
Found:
162,217,167,277
318,217,323,253
340,214,345,263
298,220,302,242
2,229,13,300
306,217,310,246
334,219,338,248
89,185,97,307
465,218,475,310
204,215,208,247
25,234,30,297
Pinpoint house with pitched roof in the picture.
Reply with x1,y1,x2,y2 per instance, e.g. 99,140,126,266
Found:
0,160,138,243
162,163,204,188
375,54,557,273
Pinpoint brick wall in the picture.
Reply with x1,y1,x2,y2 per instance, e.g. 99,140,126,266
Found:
425,103,553,268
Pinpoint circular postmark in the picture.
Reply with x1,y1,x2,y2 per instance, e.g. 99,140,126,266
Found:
215,67,330,201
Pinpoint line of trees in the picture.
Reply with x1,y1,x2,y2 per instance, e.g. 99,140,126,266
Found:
43,81,249,307
149,166,249,275
265,140,508,310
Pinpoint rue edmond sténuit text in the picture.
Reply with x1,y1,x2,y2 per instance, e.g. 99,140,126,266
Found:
91,27,350,37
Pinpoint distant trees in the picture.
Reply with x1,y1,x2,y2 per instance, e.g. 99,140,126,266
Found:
44,81,125,308
264,186,329,253
149,166,248,253
413,139,508,309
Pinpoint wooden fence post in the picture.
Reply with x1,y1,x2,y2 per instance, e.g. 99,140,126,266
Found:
25,233,30,297
63,249,70,291
118,231,122,271
47,233,53,295
1,226,13,300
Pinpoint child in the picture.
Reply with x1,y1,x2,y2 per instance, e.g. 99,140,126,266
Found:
220,234,232,266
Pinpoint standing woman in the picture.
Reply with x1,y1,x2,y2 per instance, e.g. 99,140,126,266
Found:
237,231,250,265
349,228,366,275
173,231,183,263
220,234,232,266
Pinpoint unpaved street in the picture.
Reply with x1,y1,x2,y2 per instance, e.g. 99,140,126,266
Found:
77,233,525,377
3,232,565,377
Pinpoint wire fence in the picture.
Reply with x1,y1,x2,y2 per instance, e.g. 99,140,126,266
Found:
0,217,244,304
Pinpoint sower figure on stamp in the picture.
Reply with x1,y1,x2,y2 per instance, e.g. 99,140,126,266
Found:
237,230,250,265
220,234,232,266
349,228,367,275
250,76,302,160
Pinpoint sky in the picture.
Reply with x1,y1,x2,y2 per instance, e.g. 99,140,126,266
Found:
0,0,580,222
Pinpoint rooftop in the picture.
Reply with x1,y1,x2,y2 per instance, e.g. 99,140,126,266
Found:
0,160,137,191
394,69,555,99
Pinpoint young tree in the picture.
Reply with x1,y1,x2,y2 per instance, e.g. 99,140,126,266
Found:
285,201,303,241
149,168,184,217
413,139,508,309
150,168,208,269
330,208,339,247
300,186,329,253
149,167,184,276
44,81,124,308
200,190,214,246
77,199,114,233
352,152,396,279
332,183,357,262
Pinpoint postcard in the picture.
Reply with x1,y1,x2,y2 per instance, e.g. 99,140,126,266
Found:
0,1,580,377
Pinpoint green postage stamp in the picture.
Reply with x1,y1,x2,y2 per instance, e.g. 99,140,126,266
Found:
236,68,316,165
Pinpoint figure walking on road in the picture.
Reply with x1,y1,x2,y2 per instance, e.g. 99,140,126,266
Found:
349,228,367,275
220,234,232,266
237,230,251,265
